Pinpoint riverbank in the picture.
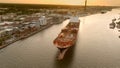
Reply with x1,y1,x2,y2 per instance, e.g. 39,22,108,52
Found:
0,7,118,50
0,18,64,49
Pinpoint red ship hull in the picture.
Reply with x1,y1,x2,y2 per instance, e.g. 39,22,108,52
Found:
54,22,80,48
53,18,80,60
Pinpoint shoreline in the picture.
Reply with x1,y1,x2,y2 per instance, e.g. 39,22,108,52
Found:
0,22,54,49
0,20,64,50
0,8,115,50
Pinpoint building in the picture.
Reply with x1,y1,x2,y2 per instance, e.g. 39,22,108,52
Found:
0,21,14,26
39,16,47,26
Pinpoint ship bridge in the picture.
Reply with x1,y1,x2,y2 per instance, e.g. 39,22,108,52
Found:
70,16,79,23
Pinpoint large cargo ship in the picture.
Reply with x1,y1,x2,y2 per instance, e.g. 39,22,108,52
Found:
53,16,80,60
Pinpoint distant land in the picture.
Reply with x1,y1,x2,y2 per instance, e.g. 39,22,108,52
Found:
0,3,120,9
0,3,119,16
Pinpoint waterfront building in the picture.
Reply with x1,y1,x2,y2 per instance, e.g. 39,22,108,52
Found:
0,21,14,26
39,16,47,26
31,22,40,28
4,28,13,35
0,28,13,39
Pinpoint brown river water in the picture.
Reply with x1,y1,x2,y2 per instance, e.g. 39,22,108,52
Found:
0,8,120,68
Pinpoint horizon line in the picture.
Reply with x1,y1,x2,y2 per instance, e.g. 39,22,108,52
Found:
0,2,119,7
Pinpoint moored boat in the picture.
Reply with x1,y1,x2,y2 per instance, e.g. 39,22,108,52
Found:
109,22,115,29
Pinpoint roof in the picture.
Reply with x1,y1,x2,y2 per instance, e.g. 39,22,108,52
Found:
70,16,79,23
0,22,14,25
5,28,13,31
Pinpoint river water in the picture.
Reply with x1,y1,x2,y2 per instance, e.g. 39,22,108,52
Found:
0,8,120,68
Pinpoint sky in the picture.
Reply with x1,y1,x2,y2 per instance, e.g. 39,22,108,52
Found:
0,0,120,6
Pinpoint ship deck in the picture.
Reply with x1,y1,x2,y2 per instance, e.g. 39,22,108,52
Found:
54,22,80,48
